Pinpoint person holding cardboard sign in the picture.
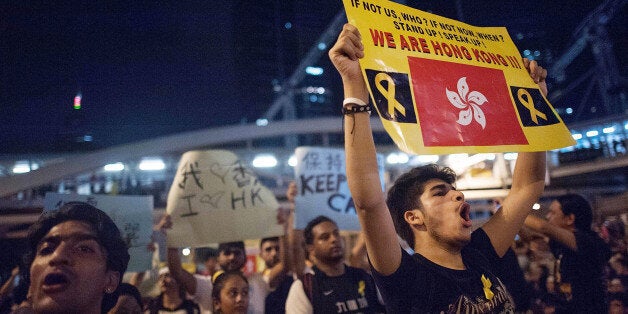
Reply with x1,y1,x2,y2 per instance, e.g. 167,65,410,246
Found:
329,23,548,313
162,212,289,314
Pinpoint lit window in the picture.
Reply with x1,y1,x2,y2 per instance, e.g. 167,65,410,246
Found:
386,152,409,164
504,153,518,161
252,154,277,168
104,163,125,172
602,127,615,134
12,162,31,174
585,130,598,137
417,155,439,163
305,66,323,76
139,158,165,171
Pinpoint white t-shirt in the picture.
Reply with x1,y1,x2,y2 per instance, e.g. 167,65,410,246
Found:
193,275,213,314
247,273,271,314
284,278,313,314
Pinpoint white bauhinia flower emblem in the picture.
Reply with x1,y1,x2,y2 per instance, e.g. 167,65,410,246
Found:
446,77,488,129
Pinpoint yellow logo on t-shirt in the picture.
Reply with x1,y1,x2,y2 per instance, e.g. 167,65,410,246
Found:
358,280,365,297
481,274,494,300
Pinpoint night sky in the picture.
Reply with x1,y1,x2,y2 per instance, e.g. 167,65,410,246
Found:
1,1,625,153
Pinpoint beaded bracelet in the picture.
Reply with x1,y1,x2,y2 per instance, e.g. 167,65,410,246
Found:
342,98,372,115
342,104,372,115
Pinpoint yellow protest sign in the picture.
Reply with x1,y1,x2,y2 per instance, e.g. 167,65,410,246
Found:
166,150,282,247
342,0,575,154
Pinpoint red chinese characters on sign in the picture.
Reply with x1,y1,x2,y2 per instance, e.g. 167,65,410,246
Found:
408,57,528,146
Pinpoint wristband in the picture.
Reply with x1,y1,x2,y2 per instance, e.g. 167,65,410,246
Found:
342,103,372,115
342,97,371,115
342,97,367,108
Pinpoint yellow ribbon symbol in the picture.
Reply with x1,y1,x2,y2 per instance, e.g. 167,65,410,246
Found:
375,73,406,119
517,88,547,124
358,280,365,297
481,274,494,300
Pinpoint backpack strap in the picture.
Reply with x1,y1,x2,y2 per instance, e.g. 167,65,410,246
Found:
302,272,314,303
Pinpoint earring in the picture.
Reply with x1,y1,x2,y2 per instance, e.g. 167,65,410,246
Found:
105,288,113,294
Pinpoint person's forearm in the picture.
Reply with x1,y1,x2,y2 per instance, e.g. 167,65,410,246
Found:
511,151,546,193
331,23,401,275
349,232,367,269
344,112,385,210
167,247,183,277
267,221,291,288
524,214,577,251
524,214,548,233
483,151,546,257
0,274,17,298
167,247,197,294
267,242,288,289
290,230,306,280
508,151,546,222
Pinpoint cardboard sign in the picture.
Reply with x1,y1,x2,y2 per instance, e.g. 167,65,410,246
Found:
293,146,385,230
166,150,282,247
44,193,154,272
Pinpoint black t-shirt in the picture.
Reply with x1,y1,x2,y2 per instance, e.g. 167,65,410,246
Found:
470,228,532,311
550,230,611,314
264,275,293,314
371,229,515,313
308,265,385,314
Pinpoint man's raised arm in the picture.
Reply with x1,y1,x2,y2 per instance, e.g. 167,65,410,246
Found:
329,23,401,275
482,59,548,257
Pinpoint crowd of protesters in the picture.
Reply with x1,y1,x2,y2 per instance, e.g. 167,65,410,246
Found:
0,22,626,314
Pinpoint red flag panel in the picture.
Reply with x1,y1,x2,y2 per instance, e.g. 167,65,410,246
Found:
408,57,528,146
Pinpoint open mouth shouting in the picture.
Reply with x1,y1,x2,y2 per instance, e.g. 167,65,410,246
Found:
41,272,71,293
460,203,472,228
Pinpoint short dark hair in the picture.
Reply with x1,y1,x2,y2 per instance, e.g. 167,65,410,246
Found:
218,241,245,254
303,215,336,245
554,194,593,231
211,270,248,301
386,164,457,249
195,247,219,263
25,202,130,313
260,237,279,248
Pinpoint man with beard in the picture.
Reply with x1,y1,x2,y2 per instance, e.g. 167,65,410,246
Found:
329,23,548,313
285,216,384,313
257,236,293,314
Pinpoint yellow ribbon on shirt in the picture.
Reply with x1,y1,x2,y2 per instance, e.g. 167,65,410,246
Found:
358,280,365,297
481,274,494,300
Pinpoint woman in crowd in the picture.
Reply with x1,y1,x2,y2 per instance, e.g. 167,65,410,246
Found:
211,271,249,314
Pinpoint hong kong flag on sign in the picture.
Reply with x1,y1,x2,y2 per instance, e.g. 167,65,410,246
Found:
408,57,528,146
